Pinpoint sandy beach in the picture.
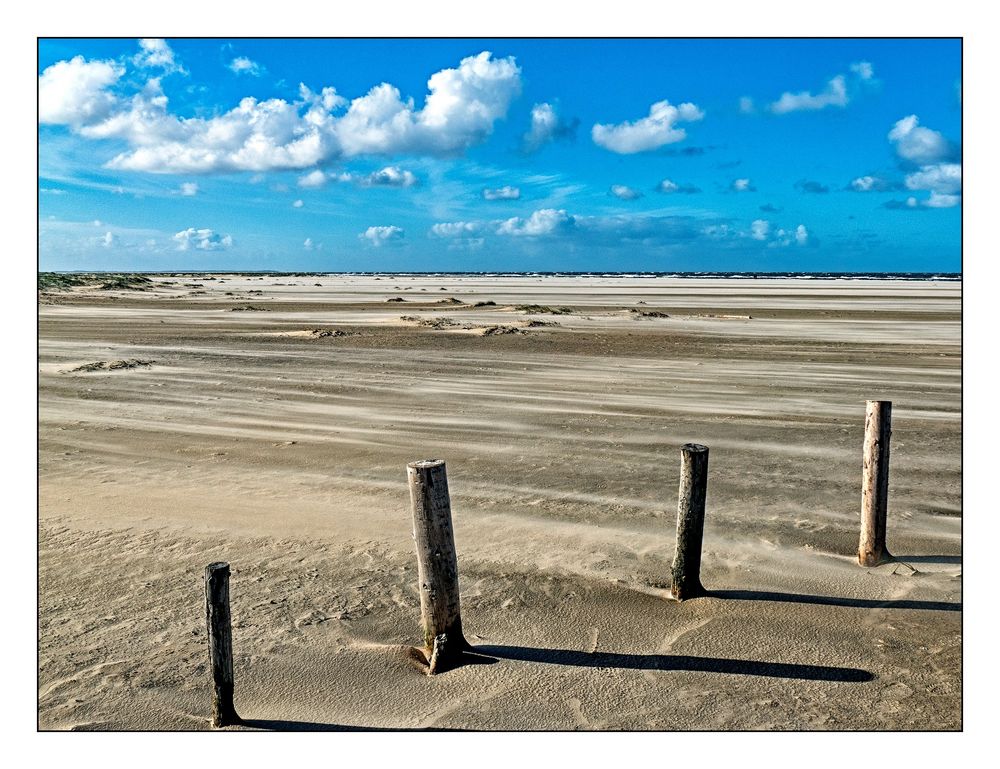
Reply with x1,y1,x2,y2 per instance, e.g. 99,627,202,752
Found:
37,274,961,731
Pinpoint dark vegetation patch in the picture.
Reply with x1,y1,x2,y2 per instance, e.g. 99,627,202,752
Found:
71,358,155,373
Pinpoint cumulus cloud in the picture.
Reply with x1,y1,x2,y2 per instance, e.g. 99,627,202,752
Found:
731,178,756,192
179,182,199,196
303,238,322,250
229,57,263,77
795,224,809,245
497,209,575,236
333,51,521,157
133,39,184,74
292,199,304,208
482,185,520,200
848,175,895,192
656,179,700,194
738,96,755,114
522,102,577,152
173,227,233,251
101,231,119,248
39,56,124,125
298,169,328,188
888,115,955,164
850,61,875,81
770,74,848,114
430,221,483,238
795,179,829,194
609,184,642,201
750,219,770,241
40,50,521,174
360,225,404,246
357,166,418,188
592,100,704,154
905,163,961,195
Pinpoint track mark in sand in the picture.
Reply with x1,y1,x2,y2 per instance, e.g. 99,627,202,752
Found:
657,618,714,654
643,618,715,684
587,627,600,654
568,697,592,730
413,697,465,729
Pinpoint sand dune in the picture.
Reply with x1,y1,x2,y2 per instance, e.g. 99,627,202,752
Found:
38,275,960,730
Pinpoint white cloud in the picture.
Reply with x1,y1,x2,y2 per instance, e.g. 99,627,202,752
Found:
731,178,755,192
923,192,961,208
888,115,954,164
180,182,199,196
101,231,119,248
482,185,520,200
592,100,704,154
430,221,482,237
795,224,809,245
333,51,521,157
905,163,961,195
770,74,848,114
357,166,418,188
361,225,404,246
849,175,894,192
610,184,642,201
656,178,700,194
173,227,233,251
229,57,263,77
497,208,575,237
303,238,322,250
39,56,124,125
850,61,875,81
750,219,770,241
298,83,346,111
133,39,184,74
297,170,329,188
41,51,521,174
738,96,755,114
522,102,576,152
292,199,304,208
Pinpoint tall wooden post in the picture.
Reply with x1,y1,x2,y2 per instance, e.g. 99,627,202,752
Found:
670,443,709,600
205,562,239,727
407,459,467,674
859,400,893,566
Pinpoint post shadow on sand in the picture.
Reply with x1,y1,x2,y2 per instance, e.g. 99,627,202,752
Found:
707,589,961,612
236,719,457,732
894,555,962,565
470,645,874,682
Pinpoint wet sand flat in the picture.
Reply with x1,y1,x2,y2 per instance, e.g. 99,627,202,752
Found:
38,275,961,730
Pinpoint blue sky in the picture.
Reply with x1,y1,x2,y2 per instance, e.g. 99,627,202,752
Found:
38,38,961,272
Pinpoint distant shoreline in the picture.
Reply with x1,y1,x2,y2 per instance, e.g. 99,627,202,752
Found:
38,270,962,281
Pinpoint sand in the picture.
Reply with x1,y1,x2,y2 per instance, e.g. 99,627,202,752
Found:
37,275,961,731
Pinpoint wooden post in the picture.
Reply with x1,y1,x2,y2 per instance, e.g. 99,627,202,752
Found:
407,459,467,674
859,400,893,566
205,562,239,727
670,444,709,600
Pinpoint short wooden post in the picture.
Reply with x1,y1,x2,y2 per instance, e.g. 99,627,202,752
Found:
859,400,893,566
670,443,709,600
407,459,467,674
205,562,239,727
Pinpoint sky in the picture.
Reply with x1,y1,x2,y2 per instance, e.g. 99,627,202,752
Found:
38,38,962,273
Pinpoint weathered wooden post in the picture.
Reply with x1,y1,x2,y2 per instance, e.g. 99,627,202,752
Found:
407,459,467,674
859,400,893,566
670,443,709,600
205,562,239,727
